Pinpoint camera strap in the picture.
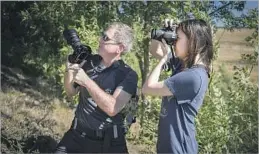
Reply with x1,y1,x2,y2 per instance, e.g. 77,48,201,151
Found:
95,63,107,72
79,60,87,68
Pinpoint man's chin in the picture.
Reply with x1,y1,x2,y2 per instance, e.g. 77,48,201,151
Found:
97,48,101,54
97,50,104,57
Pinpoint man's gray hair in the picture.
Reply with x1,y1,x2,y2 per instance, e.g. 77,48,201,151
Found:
107,22,134,53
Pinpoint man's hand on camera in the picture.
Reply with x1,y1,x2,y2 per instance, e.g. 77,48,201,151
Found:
67,64,90,87
65,56,74,72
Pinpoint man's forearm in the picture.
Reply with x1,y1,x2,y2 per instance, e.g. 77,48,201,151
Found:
81,76,116,116
64,70,78,97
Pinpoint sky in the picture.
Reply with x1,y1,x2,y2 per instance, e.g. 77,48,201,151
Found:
216,1,258,27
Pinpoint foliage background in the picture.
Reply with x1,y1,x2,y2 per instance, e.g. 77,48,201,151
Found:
1,1,258,153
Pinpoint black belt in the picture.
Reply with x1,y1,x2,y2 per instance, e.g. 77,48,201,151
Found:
71,118,105,139
71,118,125,139
71,118,126,152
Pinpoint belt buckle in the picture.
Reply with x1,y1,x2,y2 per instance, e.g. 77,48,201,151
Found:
96,130,103,138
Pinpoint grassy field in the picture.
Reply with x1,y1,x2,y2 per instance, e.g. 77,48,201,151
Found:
214,28,257,82
1,28,257,154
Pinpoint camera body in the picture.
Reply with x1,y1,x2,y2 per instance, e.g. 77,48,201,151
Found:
151,12,195,45
63,29,92,64
151,24,178,45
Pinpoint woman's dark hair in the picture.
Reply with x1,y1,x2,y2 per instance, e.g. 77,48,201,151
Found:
178,19,213,73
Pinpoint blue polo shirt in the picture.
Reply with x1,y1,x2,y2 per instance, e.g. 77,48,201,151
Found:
157,65,209,154
74,55,138,131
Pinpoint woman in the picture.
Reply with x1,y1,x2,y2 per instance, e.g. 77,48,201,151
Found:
142,19,213,154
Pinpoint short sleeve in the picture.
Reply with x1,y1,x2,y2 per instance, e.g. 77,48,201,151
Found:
164,70,201,104
118,70,138,96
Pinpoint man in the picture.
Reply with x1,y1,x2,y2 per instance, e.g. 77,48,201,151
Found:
55,22,138,153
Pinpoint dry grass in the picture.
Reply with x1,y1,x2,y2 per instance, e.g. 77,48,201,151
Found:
214,28,257,83
0,88,146,153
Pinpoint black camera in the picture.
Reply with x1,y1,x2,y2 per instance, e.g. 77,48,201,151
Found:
151,13,195,45
63,29,92,64
151,23,178,45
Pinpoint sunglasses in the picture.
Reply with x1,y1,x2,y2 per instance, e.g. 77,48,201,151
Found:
101,32,120,44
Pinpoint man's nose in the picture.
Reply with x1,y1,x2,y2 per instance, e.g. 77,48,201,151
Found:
99,36,105,44
99,37,104,44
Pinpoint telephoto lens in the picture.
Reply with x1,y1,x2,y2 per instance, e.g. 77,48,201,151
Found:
63,28,92,64
63,29,82,51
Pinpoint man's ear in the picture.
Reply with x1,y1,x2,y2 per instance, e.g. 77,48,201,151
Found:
118,44,125,54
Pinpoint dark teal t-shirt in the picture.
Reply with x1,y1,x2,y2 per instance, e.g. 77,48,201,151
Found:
157,66,209,154
75,59,138,131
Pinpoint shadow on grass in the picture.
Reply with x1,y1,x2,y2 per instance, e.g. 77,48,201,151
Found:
1,64,63,104
1,134,57,153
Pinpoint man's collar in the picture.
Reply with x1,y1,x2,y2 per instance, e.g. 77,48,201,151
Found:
99,57,122,70
103,60,122,71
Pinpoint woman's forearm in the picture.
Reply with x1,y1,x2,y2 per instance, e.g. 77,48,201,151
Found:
142,57,167,93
